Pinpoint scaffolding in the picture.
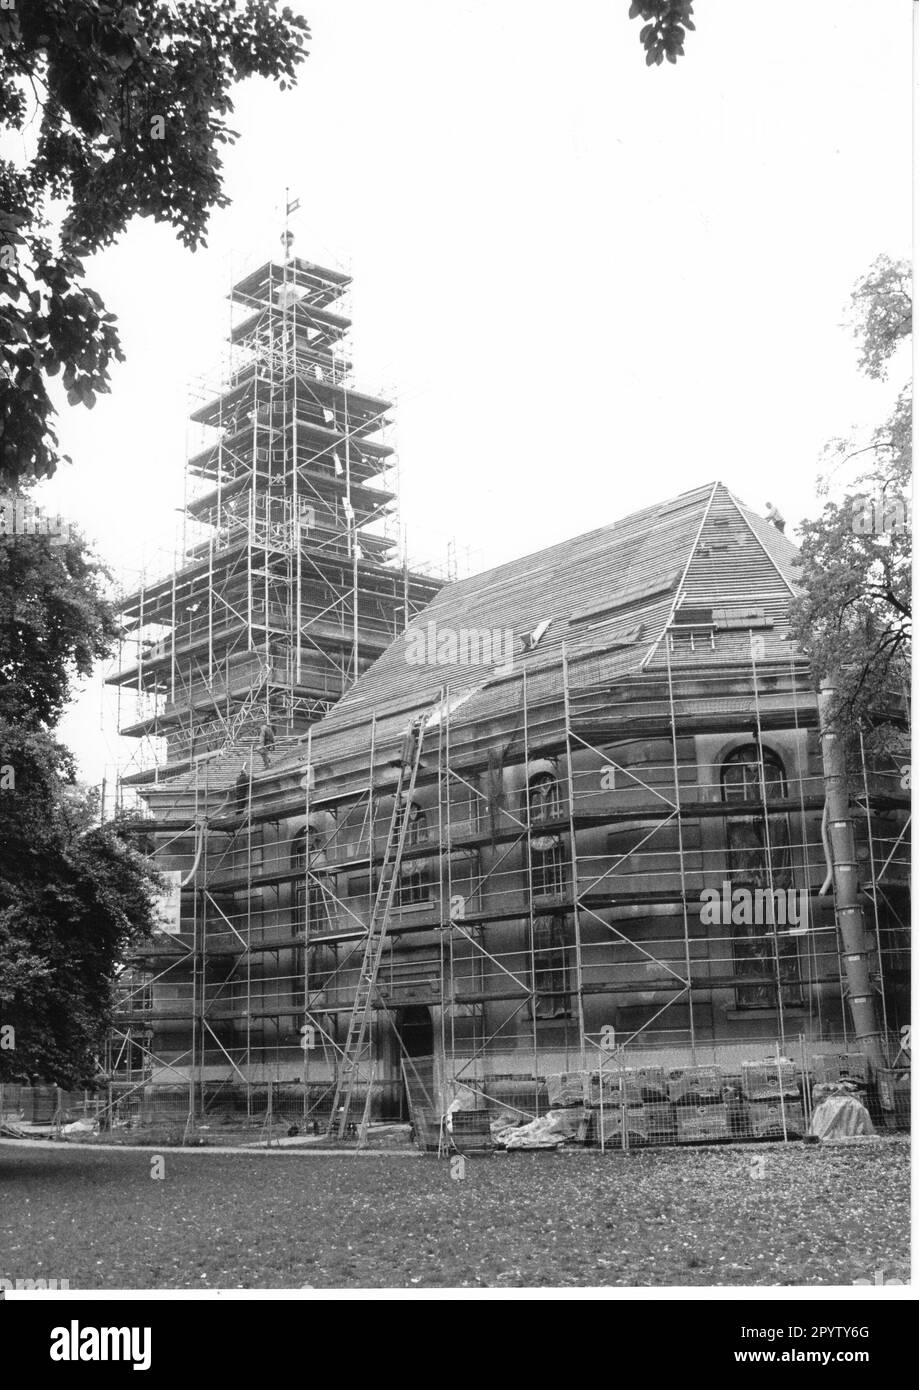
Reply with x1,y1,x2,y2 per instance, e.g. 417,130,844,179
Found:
108,615,910,1143
106,249,440,786
103,301,909,1144
105,242,442,1115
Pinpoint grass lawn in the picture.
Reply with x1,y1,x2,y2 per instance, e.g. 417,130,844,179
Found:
0,1137,909,1289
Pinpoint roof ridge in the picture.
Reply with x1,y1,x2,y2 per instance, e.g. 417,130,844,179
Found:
638,481,721,669
725,490,799,597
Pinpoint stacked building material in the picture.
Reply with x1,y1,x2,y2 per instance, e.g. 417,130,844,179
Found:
740,1060,804,1137
668,1066,728,1142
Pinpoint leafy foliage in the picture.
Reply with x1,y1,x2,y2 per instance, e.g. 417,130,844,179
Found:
790,258,911,753
848,254,912,382
1,0,310,488
628,1,695,66
0,527,118,728
0,529,159,1085
0,724,161,1087
0,0,297,1087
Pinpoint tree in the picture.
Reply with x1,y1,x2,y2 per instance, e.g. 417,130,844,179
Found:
0,527,161,1086
1,0,310,489
627,1,695,66
789,256,911,756
0,0,308,1084
0,518,117,727
848,253,911,382
0,731,162,1088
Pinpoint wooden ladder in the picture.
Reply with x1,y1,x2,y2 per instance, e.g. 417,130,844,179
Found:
328,715,430,1137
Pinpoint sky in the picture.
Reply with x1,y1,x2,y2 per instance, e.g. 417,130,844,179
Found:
19,0,911,786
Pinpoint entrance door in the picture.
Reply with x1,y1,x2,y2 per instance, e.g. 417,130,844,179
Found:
395,1006,434,1121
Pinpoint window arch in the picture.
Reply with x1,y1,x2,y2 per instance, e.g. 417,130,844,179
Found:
721,744,787,803
528,771,560,825
720,744,791,883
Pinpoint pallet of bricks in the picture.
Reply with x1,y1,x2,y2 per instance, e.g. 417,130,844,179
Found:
451,1109,493,1153
809,1051,905,1132
589,1067,677,1148
740,1059,805,1139
667,1066,733,1143
809,1051,869,1093
809,1052,869,1102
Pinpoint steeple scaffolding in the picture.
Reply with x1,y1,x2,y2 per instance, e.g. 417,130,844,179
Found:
107,253,440,784
106,247,442,1121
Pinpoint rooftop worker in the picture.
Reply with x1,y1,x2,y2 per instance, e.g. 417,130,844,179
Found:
764,501,786,533
257,721,276,769
234,763,251,816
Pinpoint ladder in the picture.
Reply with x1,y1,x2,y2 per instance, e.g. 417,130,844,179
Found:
328,714,430,1137
355,1062,377,1150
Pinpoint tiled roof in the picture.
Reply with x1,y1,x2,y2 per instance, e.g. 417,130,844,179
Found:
275,481,801,768
143,481,803,805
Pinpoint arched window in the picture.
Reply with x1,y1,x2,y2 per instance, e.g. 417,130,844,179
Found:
720,744,801,1009
721,744,786,803
720,744,791,882
528,772,560,825
528,773,565,896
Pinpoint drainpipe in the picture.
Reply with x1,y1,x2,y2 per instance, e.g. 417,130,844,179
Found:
817,684,885,1066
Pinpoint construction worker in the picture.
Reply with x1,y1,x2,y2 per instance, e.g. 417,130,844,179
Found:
765,501,786,533
257,721,276,768
399,715,423,770
234,764,250,816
